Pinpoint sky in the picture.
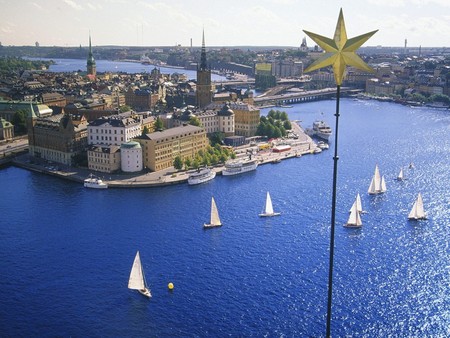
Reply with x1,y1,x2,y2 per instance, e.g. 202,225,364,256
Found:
1,0,450,48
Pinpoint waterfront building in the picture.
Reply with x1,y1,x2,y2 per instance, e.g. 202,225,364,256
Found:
0,118,14,140
209,102,259,137
135,124,207,172
87,144,121,173
87,115,141,146
87,34,96,78
196,30,213,108
120,141,143,173
28,113,88,165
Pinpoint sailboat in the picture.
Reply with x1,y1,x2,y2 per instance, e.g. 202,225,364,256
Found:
408,193,427,220
259,191,281,217
349,193,364,214
397,168,404,181
128,251,152,298
204,197,222,228
344,202,363,228
368,164,387,195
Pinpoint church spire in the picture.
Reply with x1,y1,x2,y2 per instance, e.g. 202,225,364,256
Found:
200,28,207,71
87,31,96,77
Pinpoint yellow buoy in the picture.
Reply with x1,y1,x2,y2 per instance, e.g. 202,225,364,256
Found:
168,282,174,290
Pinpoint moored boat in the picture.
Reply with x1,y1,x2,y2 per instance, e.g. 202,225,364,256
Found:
188,167,216,185
222,158,258,176
84,174,108,189
306,120,332,141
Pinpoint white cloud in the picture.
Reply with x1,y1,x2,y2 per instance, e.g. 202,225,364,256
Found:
63,0,83,10
30,2,43,10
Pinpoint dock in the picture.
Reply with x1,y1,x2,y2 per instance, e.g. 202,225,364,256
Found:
10,121,322,188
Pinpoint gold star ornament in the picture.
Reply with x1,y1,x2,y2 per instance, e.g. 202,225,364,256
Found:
303,8,378,85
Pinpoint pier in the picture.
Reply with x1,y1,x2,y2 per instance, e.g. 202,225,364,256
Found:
10,122,321,188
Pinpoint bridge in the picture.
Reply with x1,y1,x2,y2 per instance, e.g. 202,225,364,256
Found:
253,87,362,107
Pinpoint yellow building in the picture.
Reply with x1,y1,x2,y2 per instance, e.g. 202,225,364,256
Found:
209,102,260,137
135,125,208,172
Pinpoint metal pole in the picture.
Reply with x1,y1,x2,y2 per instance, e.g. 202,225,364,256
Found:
326,84,340,337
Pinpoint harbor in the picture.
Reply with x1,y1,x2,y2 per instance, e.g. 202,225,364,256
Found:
10,121,320,188
1,99,449,337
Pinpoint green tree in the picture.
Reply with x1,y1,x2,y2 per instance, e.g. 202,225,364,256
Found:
283,120,292,130
142,126,150,136
119,105,131,113
208,132,224,146
173,156,183,170
184,158,191,170
12,110,27,134
189,116,201,126
155,116,164,130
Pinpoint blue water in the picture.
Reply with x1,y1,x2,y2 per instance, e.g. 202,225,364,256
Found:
1,99,449,337
41,58,226,81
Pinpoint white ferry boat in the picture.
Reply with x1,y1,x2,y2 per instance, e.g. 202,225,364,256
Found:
222,158,258,176
84,174,108,189
306,120,332,141
188,167,216,185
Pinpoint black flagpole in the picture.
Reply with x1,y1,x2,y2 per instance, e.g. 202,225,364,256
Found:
326,84,340,338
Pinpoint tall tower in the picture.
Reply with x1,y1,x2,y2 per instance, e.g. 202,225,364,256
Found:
87,33,96,78
196,30,212,108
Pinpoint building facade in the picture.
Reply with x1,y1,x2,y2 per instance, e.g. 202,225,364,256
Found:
88,115,141,146
87,144,121,173
209,102,259,137
121,141,143,172
28,113,88,165
135,124,207,172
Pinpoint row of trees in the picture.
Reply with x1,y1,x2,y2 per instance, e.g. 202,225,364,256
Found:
0,57,52,75
173,144,235,170
256,109,292,139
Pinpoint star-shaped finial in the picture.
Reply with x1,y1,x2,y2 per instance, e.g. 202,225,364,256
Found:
303,8,378,85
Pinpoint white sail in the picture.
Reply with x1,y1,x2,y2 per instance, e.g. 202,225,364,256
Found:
204,197,222,228
381,176,387,192
128,251,146,290
349,193,363,213
210,197,221,226
265,192,274,214
397,168,404,181
259,192,281,217
408,193,427,220
345,203,362,227
368,165,386,194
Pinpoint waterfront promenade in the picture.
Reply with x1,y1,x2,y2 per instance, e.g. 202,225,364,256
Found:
11,121,318,188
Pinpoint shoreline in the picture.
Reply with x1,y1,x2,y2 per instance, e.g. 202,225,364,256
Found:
10,122,320,189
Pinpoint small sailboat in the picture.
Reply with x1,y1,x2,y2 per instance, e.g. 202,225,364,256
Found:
259,191,281,217
344,202,363,228
397,168,404,181
349,193,364,214
128,251,152,298
368,164,387,195
204,197,222,228
408,193,427,220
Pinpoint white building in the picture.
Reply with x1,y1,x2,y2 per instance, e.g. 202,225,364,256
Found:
87,115,141,146
172,104,235,137
121,141,143,172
